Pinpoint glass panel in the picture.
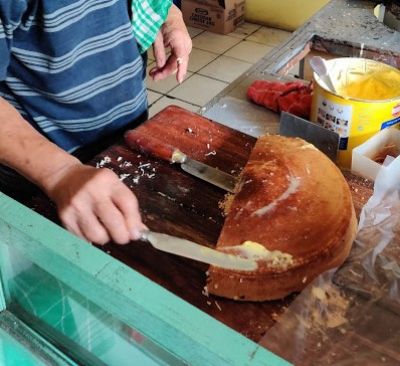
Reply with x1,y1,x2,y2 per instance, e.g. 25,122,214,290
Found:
0,310,74,366
0,242,183,366
0,321,46,366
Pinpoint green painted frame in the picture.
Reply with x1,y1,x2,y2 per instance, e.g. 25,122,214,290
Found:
0,193,290,366
0,268,5,311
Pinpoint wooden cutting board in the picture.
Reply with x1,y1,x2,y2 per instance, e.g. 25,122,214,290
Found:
29,105,374,342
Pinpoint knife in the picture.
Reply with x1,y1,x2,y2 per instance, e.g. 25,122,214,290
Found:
124,129,237,192
140,230,258,271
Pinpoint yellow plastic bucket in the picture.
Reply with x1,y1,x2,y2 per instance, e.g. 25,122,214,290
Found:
310,57,400,168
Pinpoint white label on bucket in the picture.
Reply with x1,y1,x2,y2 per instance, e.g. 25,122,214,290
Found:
392,104,400,116
316,96,352,138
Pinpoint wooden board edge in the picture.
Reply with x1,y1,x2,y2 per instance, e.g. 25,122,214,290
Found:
0,193,291,366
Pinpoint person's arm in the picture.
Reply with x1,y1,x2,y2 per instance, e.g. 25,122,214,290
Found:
0,97,146,244
149,4,192,83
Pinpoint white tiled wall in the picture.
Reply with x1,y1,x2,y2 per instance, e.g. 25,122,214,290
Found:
147,23,292,118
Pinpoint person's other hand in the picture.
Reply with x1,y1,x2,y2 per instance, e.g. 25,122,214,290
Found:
45,164,146,245
149,4,192,84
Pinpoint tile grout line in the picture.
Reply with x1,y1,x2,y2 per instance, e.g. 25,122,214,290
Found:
159,95,202,108
195,54,253,83
149,96,201,109
147,90,202,109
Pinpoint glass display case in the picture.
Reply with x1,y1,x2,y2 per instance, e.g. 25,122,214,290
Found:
0,192,289,366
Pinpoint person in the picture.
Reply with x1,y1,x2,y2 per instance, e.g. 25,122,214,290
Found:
0,1,192,245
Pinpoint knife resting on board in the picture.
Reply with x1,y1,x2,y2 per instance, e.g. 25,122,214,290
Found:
124,129,237,192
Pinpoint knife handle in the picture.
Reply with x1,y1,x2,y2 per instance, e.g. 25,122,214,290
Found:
124,129,186,163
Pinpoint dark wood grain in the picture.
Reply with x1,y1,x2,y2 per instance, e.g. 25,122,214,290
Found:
28,106,374,343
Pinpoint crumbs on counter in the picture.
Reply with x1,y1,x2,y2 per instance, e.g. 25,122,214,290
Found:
157,192,176,202
96,155,157,185
202,286,209,298
119,173,131,181
119,161,133,168
96,156,111,168
138,163,151,169
208,216,217,223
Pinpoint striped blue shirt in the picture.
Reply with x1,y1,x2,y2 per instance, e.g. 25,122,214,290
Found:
0,0,147,153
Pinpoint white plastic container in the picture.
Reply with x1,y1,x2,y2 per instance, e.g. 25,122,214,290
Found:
351,127,400,181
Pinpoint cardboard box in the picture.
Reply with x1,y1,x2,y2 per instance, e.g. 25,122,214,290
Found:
182,0,245,34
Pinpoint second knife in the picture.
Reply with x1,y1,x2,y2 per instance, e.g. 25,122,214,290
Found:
124,129,237,192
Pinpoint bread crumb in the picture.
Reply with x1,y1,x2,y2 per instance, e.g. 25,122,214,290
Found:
219,193,235,216
96,156,111,168
119,161,133,168
215,301,222,311
119,173,130,181
271,312,279,320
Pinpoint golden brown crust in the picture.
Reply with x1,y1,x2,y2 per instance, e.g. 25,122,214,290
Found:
208,135,357,301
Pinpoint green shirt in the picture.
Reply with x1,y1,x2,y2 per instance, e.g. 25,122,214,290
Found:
131,0,173,52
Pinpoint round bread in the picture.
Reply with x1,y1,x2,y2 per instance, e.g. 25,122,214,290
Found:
207,135,357,301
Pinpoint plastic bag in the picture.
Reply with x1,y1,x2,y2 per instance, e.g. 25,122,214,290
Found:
260,158,400,365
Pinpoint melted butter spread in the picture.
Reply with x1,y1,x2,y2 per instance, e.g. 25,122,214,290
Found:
337,69,400,100
223,241,294,269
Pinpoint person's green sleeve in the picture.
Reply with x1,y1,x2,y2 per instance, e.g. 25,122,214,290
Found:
131,0,173,53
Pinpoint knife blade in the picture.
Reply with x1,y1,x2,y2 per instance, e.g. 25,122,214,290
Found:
140,230,258,272
124,129,237,192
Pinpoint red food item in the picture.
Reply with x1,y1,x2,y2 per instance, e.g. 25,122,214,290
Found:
247,80,313,119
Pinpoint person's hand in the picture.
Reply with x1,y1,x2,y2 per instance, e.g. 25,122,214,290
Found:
149,4,192,84
44,163,146,245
